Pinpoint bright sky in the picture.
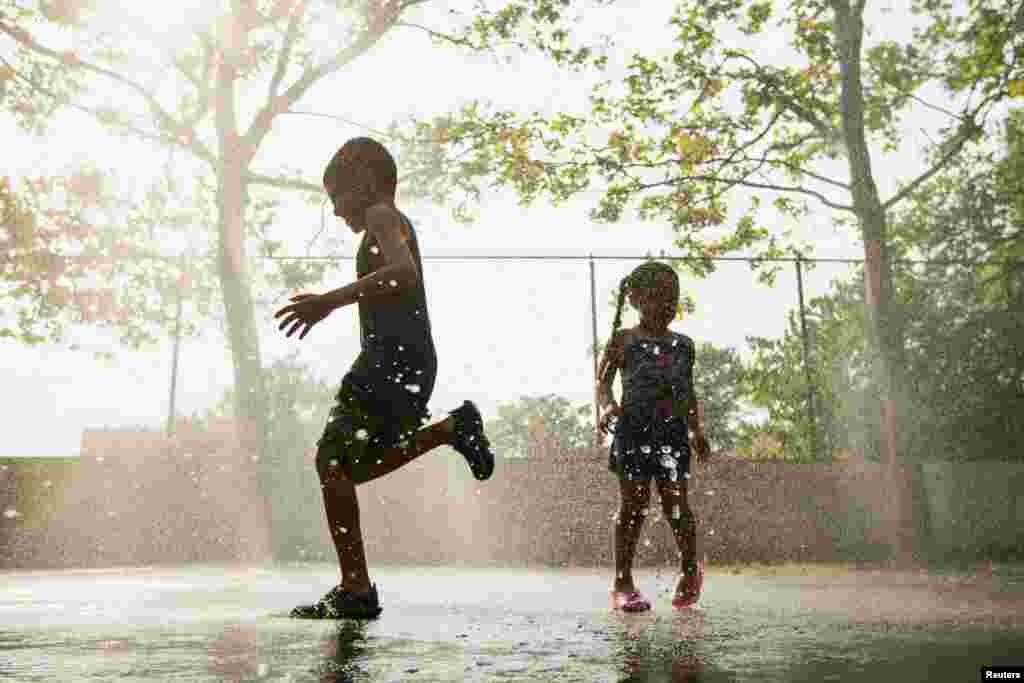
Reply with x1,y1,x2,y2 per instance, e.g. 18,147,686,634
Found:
0,1,982,457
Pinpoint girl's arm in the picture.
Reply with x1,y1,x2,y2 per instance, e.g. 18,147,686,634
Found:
596,330,625,416
684,339,710,459
686,393,702,434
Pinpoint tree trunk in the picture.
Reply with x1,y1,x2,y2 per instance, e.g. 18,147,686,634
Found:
834,1,913,563
216,45,273,562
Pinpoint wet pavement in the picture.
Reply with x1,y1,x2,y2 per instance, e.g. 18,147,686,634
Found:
1,563,1023,681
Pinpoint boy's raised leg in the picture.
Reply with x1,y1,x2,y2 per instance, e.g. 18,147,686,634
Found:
344,418,454,485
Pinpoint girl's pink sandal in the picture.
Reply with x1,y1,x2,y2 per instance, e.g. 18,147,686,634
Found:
672,559,704,609
609,590,652,612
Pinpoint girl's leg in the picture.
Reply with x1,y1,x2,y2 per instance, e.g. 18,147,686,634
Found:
655,480,698,592
613,478,651,593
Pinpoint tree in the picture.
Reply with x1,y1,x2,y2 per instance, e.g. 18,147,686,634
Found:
485,394,592,458
885,107,1024,461
742,109,1024,463
392,0,1023,560
692,341,746,452
743,276,872,462
0,163,223,351
1,0,607,554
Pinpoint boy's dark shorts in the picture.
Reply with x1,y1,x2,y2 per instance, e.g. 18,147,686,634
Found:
316,348,436,475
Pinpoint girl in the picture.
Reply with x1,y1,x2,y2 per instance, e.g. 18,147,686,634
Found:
596,261,711,611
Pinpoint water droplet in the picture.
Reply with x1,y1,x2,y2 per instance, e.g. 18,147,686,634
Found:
653,346,660,355
339,526,348,534
708,529,715,536
370,246,380,254
405,384,421,394
640,445,651,454
398,345,404,351
643,538,652,547
389,280,398,287
355,429,369,440
3,509,20,519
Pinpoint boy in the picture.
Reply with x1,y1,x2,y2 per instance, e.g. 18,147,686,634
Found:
274,137,495,619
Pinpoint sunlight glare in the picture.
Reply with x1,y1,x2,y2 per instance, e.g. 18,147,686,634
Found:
99,0,225,45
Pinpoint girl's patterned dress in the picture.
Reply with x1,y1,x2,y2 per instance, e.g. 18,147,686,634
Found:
608,330,695,481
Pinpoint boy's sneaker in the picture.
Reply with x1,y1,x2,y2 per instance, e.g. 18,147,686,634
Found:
448,400,495,481
672,559,704,609
290,584,382,619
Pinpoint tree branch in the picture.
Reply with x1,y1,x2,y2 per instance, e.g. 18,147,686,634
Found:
747,154,851,190
0,19,216,166
639,174,855,213
729,52,841,145
246,164,437,195
394,21,479,49
0,54,209,164
267,1,302,101
246,172,321,193
243,12,393,156
882,98,998,211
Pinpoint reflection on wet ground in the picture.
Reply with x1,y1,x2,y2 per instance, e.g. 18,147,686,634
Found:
1,564,1022,681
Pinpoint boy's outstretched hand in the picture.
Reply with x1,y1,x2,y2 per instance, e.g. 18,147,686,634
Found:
274,293,333,340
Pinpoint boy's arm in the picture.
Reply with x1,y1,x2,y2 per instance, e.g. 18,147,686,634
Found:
320,204,418,311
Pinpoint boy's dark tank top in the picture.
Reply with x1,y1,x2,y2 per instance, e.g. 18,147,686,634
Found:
354,210,435,360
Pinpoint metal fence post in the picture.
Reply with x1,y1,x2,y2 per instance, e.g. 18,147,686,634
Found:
166,252,185,438
589,255,600,448
795,255,819,460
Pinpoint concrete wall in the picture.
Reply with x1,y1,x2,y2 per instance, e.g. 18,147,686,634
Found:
1,427,1022,569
